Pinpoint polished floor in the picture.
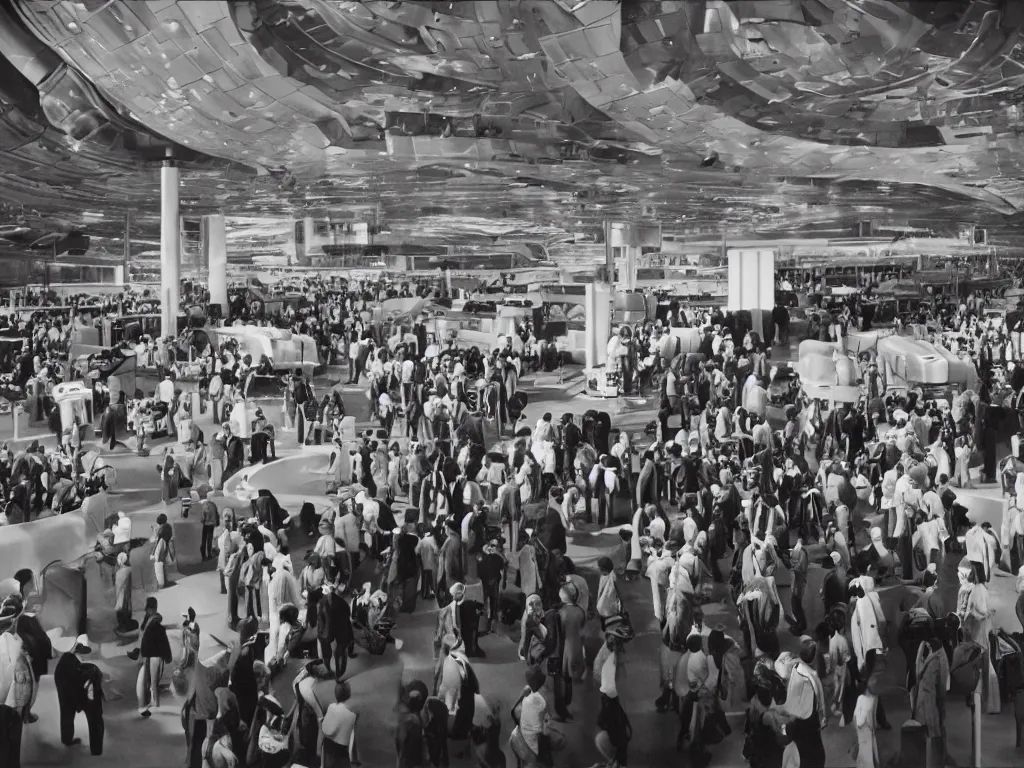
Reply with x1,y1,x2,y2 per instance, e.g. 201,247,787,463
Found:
9,367,1022,768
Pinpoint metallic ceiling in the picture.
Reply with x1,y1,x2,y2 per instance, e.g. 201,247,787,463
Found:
2,1,1024,263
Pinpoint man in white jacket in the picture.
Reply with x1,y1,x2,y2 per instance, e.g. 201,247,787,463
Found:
965,519,1000,583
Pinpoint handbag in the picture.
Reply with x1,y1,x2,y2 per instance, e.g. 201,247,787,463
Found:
949,640,985,696
258,723,289,754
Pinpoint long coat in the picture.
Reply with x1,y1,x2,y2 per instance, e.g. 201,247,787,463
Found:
326,592,355,649
557,602,586,680
912,646,948,739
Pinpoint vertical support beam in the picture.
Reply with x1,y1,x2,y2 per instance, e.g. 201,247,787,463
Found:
302,217,315,267
122,211,130,285
160,157,181,340
584,282,612,370
603,220,614,284
624,245,637,291
204,213,228,315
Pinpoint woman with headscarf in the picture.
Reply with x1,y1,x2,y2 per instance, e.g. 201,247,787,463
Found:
518,594,548,668
114,551,134,632
956,557,1000,713
159,447,179,504
265,555,302,665
781,637,827,768
438,632,479,745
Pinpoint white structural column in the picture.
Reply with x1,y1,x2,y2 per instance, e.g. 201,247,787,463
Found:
160,157,181,339
584,282,612,369
204,213,228,314
726,248,775,338
302,216,316,266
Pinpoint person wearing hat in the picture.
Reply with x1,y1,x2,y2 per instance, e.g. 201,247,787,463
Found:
434,582,466,684
127,596,173,718
1,591,51,724
437,517,466,607
782,637,827,767
54,634,104,754
594,620,632,767
437,630,480,744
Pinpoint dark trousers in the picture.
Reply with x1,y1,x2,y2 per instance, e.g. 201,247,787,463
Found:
421,569,434,599
319,639,351,677
227,571,241,624
481,579,499,629
58,689,77,746
184,706,208,768
246,586,262,619
599,694,629,765
200,525,215,560
296,410,306,445
0,704,24,768
553,672,572,718
790,581,807,634
82,697,104,755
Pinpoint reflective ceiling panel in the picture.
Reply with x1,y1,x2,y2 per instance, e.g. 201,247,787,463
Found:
1,1,1024,260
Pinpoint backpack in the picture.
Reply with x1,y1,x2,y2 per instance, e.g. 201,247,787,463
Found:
293,378,308,405
949,640,986,696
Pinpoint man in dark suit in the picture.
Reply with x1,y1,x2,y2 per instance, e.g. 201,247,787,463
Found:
54,634,104,754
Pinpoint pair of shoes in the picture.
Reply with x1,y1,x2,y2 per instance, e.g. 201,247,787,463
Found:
64,738,82,746
140,709,152,718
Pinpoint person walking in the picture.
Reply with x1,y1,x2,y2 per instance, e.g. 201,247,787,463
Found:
54,634,105,755
127,597,172,718
199,498,218,561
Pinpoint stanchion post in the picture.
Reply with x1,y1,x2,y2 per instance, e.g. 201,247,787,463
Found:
972,689,982,768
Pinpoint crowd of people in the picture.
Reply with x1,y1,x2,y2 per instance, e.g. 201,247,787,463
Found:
1,272,1024,768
